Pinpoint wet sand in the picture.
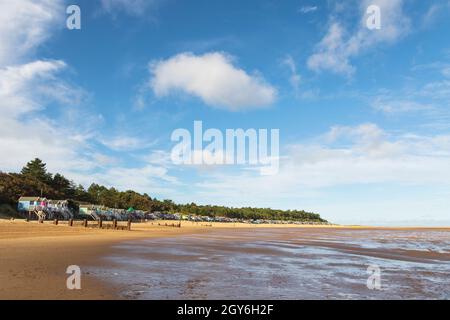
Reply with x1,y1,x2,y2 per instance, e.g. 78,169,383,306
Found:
0,219,323,299
1,219,449,299
97,228,450,299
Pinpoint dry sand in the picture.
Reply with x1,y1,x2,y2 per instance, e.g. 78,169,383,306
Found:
1,219,448,300
0,219,204,299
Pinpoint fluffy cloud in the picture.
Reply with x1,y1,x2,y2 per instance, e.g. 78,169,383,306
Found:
0,0,63,66
292,124,450,187
308,23,355,75
150,52,277,111
0,59,97,174
0,60,68,116
307,0,410,76
0,0,86,175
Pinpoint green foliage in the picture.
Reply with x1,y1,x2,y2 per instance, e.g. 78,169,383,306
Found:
0,172,54,204
0,158,327,222
20,158,52,185
0,204,20,218
174,204,325,222
51,173,73,196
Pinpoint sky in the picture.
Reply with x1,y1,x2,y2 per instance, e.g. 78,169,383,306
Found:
1,0,450,225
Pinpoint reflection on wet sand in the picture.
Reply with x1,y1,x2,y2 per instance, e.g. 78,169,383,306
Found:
90,228,450,299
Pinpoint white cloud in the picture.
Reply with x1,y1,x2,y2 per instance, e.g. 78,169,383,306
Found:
284,124,450,187
0,0,64,67
0,61,170,189
129,118,450,218
92,153,119,166
307,23,355,75
75,164,179,195
282,55,301,94
421,80,450,99
143,150,173,166
0,116,94,174
0,60,69,116
369,63,450,121
0,0,229,204
411,62,450,101
185,124,450,220
0,0,93,175
0,60,99,175
307,0,410,76
371,98,433,114
298,6,318,14
99,135,155,151
0,0,95,176
0,0,177,198
150,52,277,111
422,2,450,27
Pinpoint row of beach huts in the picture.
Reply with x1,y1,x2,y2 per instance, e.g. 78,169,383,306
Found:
17,197,217,222
17,196,146,222
17,196,329,225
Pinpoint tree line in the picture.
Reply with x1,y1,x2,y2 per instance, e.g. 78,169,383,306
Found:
0,158,326,222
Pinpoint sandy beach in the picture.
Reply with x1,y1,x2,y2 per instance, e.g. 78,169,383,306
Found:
1,219,449,300
0,219,203,299
0,219,320,299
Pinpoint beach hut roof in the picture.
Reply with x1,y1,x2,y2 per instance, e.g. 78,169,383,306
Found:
79,204,93,208
47,199,68,204
18,196,44,202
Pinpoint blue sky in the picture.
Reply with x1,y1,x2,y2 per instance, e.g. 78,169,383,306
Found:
1,0,450,225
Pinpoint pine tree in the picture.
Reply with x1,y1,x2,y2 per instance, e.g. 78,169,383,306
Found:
51,173,77,198
52,173,70,191
20,158,52,185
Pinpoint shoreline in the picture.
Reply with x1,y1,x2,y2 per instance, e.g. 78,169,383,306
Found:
1,219,449,299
